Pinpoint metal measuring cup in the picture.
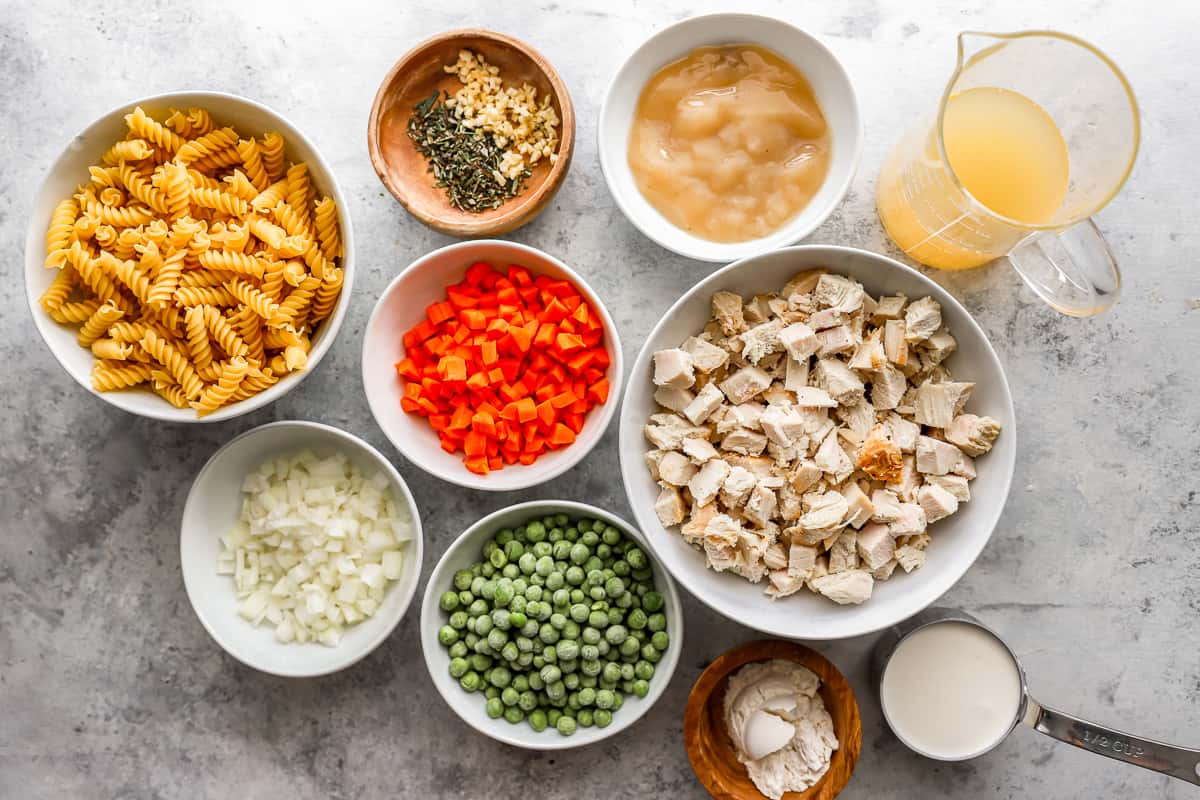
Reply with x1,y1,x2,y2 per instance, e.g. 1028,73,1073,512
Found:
871,607,1200,786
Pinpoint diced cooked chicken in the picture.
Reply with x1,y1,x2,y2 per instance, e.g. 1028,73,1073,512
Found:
778,321,819,362
654,485,687,527
793,491,849,543
807,308,846,331
873,559,899,581
814,428,854,482
840,481,875,529
719,366,773,405
717,402,765,433
759,405,807,447
657,451,697,486
816,325,857,357
784,355,810,392
895,544,927,573
766,569,806,599
870,362,909,411
681,436,719,464
925,474,970,502
782,269,825,299
680,503,718,543
732,529,770,583
913,381,974,428
681,336,728,373
904,296,941,343
744,484,779,526
653,348,695,389
743,295,774,325
883,319,908,365
872,295,907,321
944,414,1002,456
889,502,928,536
654,385,694,413
682,382,724,425
812,358,864,404
788,460,823,493
791,387,837,408
870,489,903,523
811,570,874,604
644,449,666,480
688,458,731,506
952,453,977,479
848,333,886,370
720,465,758,507
827,531,858,573
886,455,921,501
856,523,895,570
915,435,965,475
918,483,959,523
764,541,788,570
727,454,775,478
921,330,957,365
835,399,876,438
885,412,920,453
644,413,710,450
721,427,769,456
787,542,819,580
739,320,785,364
711,290,746,334
814,273,865,313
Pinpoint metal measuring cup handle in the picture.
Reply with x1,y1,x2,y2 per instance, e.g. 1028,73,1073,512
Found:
1023,698,1200,786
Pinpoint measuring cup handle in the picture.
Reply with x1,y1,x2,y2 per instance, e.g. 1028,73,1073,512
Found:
1025,697,1200,785
1007,218,1122,317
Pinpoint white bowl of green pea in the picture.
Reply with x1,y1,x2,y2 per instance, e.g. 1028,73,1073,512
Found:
420,500,683,749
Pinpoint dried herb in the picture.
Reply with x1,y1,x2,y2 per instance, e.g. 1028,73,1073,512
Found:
407,90,530,213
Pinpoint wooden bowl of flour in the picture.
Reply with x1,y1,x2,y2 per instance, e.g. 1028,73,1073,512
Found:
685,640,861,800
367,29,575,237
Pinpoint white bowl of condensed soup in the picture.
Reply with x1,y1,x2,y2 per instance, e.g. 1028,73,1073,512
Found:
599,14,862,262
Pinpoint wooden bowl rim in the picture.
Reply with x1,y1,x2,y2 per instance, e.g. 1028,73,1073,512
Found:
684,640,862,800
366,28,576,237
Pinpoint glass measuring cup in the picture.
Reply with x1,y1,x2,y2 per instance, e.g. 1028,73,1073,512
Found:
871,608,1200,785
876,31,1140,316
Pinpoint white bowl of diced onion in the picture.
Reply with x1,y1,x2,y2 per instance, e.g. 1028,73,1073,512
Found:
181,420,423,677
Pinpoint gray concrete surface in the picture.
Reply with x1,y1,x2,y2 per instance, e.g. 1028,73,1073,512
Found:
2,0,1198,797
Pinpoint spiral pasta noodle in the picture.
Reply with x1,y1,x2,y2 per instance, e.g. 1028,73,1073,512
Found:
197,249,268,279
191,187,249,217
44,198,79,268
124,107,184,154
251,179,288,212
39,264,77,313
226,277,280,320
259,132,286,182
147,250,184,309
119,163,170,214
101,138,154,166
112,256,153,304
236,138,270,192
92,361,154,391
223,170,259,202
191,357,248,416
175,127,238,165
140,329,204,400
313,197,341,260
309,266,344,324
201,304,249,358
184,305,216,378
49,300,101,325
173,285,239,307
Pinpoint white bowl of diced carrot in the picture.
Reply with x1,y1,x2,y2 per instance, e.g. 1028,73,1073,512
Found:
362,240,622,491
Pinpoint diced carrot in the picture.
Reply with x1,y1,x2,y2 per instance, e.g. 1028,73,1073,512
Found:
540,298,568,323
437,355,467,382
536,399,556,428
426,301,455,325
460,309,487,330
549,423,576,446
508,265,532,286
562,295,582,312
466,372,489,390
587,378,610,405
464,455,489,475
400,396,420,413
555,333,585,353
395,357,420,380
486,317,509,338
518,453,538,465
562,413,584,434
416,397,439,415
500,401,520,421
448,406,473,430
515,396,537,423
509,324,534,353
480,340,499,366
550,390,576,409
429,414,450,431
440,436,459,454
464,431,487,457
488,456,504,470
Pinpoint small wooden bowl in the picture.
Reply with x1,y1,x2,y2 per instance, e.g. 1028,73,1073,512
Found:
685,640,862,800
367,29,575,237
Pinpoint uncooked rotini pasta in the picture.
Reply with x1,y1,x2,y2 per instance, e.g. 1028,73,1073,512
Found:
92,361,154,391
37,105,344,416
44,198,79,269
259,131,286,182
313,197,341,260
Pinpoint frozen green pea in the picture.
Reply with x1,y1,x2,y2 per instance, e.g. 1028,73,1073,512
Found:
464,632,480,649
546,680,566,701
480,581,497,601
564,527,579,543
509,595,527,615
448,640,468,659
627,608,648,630
518,552,537,575
531,541,552,558
594,709,612,728
582,626,601,645
504,706,524,724
529,709,548,732
501,686,520,706
586,570,604,587
602,662,621,684
580,675,597,689
535,555,554,577
564,672,580,690
516,652,534,668
557,640,580,661
547,527,563,543
460,671,481,692
614,593,632,610
512,578,528,594
518,690,537,712
522,619,540,638
588,610,609,628
501,642,519,662
604,625,628,645
651,631,669,651
494,582,514,607
504,540,524,561
565,566,585,586
526,521,546,542
486,665,509,687
632,568,653,582
569,603,590,623
611,693,624,712
454,570,474,591
635,661,655,681
620,663,635,681
567,692,581,711
552,540,572,560
595,689,615,709
516,636,534,654
569,543,589,565
556,716,576,736
580,531,599,548
551,588,570,608
553,514,568,527
490,608,510,630
580,644,599,662
468,599,489,618
438,626,458,646
525,585,543,601
596,543,612,560
502,564,520,579
528,672,544,691
596,640,610,657
474,615,493,636
470,575,486,595
457,590,474,607
583,556,604,574
619,638,640,657
632,679,650,698
641,643,661,663
448,657,469,678
486,697,503,718
484,685,500,700
559,658,578,675
626,547,648,570
542,645,557,663
570,588,586,604
605,577,625,598
479,561,495,578
496,529,514,546
546,572,565,591
580,659,603,677
577,708,594,727
508,611,527,629
549,613,566,631
601,526,620,546
612,560,630,577
587,586,605,601
489,549,507,569
540,664,562,685
578,687,596,707
647,612,666,632
448,611,468,630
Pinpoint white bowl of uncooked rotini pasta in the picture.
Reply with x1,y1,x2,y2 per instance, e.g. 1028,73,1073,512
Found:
24,91,354,422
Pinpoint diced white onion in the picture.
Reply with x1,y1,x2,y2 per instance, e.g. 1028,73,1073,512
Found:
218,450,412,647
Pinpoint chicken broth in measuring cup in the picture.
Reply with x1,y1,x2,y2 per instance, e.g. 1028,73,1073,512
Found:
627,44,832,243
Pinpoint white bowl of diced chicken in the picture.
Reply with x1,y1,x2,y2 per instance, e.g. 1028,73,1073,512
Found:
181,420,423,676
618,245,1015,640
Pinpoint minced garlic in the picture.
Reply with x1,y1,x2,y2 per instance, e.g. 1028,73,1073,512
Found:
444,49,560,183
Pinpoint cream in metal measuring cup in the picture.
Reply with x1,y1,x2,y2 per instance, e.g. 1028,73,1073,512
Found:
871,607,1199,785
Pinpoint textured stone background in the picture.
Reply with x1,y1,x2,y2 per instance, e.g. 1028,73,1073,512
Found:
2,1,1198,797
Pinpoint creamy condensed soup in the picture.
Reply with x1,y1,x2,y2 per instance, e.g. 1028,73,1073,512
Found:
627,44,831,243
880,621,1023,759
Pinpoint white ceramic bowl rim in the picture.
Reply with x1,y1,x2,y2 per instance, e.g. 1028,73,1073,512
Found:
419,499,683,750
180,420,423,677
361,239,623,492
24,90,355,423
598,13,864,263
619,245,1017,640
